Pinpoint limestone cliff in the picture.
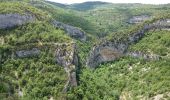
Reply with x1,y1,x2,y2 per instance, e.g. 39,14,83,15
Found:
55,43,78,92
0,13,35,29
87,19,170,68
52,20,86,41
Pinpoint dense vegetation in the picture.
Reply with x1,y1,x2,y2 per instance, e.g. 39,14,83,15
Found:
1,49,67,100
68,57,170,100
129,30,170,57
68,30,170,100
0,1,73,99
0,0,170,100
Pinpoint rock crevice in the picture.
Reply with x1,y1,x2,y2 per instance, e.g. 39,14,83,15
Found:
55,43,78,92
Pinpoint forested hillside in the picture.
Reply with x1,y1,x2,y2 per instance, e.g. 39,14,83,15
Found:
0,0,170,100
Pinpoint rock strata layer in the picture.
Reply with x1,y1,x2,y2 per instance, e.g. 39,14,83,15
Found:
52,20,86,41
0,13,35,29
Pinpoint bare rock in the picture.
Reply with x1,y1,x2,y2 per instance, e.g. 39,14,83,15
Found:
16,48,40,58
0,13,35,29
127,51,160,60
52,20,86,41
128,15,151,24
86,41,127,68
55,43,78,92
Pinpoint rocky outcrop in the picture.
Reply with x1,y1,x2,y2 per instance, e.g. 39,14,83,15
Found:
127,51,160,60
128,15,151,24
52,20,86,41
55,43,78,92
16,48,40,58
0,37,4,45
87,41,127,68
0,13,35,29
87,18,170,68
151,92,170,100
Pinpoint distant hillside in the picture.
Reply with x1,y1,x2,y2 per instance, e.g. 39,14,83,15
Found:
45,1,68,9
68,1,110,11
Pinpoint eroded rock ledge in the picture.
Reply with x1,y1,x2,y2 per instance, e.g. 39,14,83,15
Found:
128,15,151,24
127,51,160,60
16,48,40,58
87,19,170,68
52,20,86,41
0,13,35,29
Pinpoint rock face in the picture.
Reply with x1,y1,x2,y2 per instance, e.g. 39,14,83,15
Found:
0,37,4,45
52,20,86,41
16,48,40,58
0,13,35,29
87,19,170,68
55,43,78,92
128,15,151,24
87,41,127,68
127,51,160,60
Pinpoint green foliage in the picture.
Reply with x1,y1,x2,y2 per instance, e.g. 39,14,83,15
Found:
68,57,170,99
68,1,110,11
1,49,67,100
0,1,73,99
1,21,72,46
33,1,98,37
0,1,49,21
129,30,170,57
1,0,170,99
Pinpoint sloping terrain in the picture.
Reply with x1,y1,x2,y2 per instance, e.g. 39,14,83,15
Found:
0,1,78,99
69,30,170,100
0,0,170,100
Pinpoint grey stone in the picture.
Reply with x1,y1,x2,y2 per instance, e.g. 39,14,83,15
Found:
86,42,128,68
0,13,35,29
128,15,151,24
127,51,160,60
55,43,78,92
52,20,86,41
16,48,40,58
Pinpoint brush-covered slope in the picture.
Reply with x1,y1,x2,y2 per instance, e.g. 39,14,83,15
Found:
45,1,170,38
68,29,170,100
0,1,77,100
0,0,170,100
